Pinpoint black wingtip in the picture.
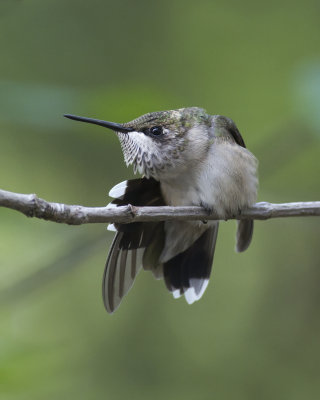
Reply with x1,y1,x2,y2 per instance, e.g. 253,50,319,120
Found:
236,219,254,252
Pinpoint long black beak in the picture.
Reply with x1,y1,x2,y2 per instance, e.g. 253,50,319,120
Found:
64,114,133,134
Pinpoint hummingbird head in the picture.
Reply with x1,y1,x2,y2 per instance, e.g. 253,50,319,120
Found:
65,107,213,180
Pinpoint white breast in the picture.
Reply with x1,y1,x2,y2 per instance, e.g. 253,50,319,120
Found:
161,142,258,219
197,142,258,217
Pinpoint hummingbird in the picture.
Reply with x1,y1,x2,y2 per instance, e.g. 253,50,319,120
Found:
64,107,258,313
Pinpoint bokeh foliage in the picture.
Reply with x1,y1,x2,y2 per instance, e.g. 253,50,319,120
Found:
0,1,319,399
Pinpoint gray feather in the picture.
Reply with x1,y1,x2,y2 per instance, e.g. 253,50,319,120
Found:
236,219,254,252
102,234,143,314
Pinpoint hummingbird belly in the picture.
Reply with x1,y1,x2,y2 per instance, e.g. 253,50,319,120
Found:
159,142,257,263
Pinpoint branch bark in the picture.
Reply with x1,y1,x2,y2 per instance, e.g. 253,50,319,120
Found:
0,188,319,225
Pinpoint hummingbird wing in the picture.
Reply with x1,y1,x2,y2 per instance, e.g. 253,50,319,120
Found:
228,125,254,253
103,231,140,314
236,219,253,252
103,178,165,313
162,222,219,304
103,224,160,313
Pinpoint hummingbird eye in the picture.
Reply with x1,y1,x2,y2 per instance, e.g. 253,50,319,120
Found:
149,126,163,136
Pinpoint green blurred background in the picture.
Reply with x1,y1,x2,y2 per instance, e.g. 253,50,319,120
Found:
0,0,319,399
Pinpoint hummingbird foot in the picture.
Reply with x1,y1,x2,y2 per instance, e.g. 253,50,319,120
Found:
199,201,214,224
224,207,243,221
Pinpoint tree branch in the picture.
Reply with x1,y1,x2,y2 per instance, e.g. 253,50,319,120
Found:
0,188,319,225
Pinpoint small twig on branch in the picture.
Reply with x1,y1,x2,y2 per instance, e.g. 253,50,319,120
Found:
0,188,319,225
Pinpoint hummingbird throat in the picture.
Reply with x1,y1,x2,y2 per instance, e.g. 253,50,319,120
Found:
117,131,178,179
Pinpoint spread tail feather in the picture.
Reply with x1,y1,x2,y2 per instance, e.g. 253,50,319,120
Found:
104,178,219,313
163,223,219,304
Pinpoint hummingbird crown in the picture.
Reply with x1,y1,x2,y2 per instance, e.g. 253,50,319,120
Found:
118,107,211,179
